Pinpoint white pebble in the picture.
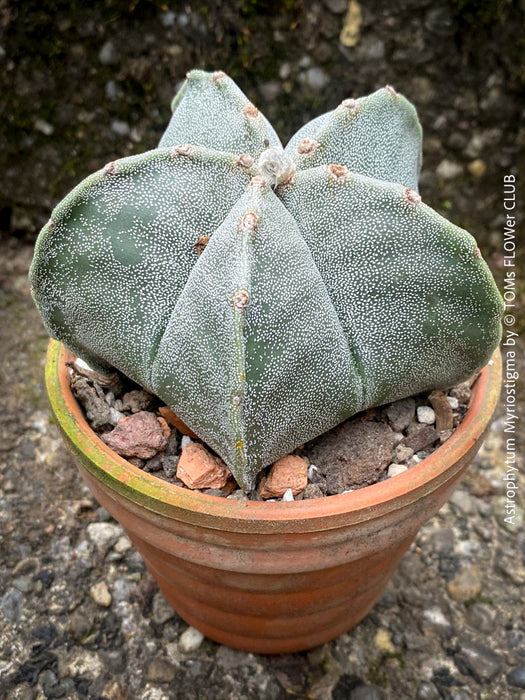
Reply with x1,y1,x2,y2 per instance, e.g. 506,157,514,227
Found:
282,488,294,502
387,463,408,478
447,396,459,410
180,435,193,450
179,626,204,652
109,408,124,426
307,464,318,480
75,358,93,371
417,406,436,424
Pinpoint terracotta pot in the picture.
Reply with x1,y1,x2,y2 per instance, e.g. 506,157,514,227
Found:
45,340,501,654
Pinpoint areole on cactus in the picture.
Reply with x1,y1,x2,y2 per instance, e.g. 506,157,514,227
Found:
30,69,503,490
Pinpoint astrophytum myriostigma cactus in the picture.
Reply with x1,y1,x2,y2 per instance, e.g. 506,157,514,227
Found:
30,69,503,489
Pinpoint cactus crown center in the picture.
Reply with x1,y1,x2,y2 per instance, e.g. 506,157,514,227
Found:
256,147,296,186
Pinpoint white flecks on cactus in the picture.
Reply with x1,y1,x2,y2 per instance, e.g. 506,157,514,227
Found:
30,70,503,489
30,146,253,383
286,87,422,191
159,69,281,157
280,166,502,408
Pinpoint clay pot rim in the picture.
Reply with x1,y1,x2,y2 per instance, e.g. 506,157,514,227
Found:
46,339,501,530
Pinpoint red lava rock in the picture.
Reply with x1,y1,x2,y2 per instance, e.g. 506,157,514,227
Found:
259,456,308,499
428,390,454,431
158,406,198,439
101,411,169,459
176,442,231,490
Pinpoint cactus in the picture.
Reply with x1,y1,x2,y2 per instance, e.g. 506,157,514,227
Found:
30,70,503,490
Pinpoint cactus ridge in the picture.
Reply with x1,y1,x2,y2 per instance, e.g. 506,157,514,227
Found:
160,69,281,157
30,70,503,489
285,87,422,190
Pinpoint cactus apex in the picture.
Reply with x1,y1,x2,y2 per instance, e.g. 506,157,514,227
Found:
257,147,296,186
297,137,319,155
405,187,422,205
385,85,398,97
327,164,349,182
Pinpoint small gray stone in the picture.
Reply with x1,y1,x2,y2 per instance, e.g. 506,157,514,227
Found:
162,455,179,478
302,482,326,499
111,120,130,137
99,40,117,65
111,577,133,603
436,159,463,180
421,606,452,634
349,686,386,700
12,575,33,593
507,666,525,689
1,588,23,622
417,406,436,424
393,444,414,463
121,389,154,413
86,522,122,553
387,463,408,478
147,659,176,682
455,639,502,682
402,425,439,453
308,419,396,491
385,398,416,432
322,0,347,13
34,118,54,136
260,81,282,101
466,603,495,633
449,489,474,514
278,62,291,80
161,11,176,27
152,592,175,625
70,374,113,429
416,681,440,700
105,80,119,101
304,67,330,91
179,626,204,652
215,645,251,670
430,527,454,555
447,396,459,410
144,453,164,472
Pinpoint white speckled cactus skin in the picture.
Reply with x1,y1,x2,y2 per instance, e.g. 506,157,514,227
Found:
30,70,503,489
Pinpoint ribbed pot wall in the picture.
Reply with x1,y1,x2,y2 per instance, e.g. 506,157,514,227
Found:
46,341,501,654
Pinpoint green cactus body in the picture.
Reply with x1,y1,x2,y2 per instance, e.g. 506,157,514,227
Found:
30,70,503,489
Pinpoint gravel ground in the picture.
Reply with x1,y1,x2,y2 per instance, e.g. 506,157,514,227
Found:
1,1,524,698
